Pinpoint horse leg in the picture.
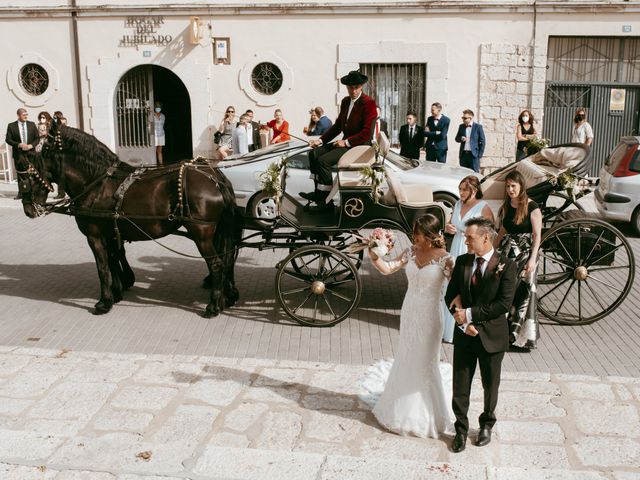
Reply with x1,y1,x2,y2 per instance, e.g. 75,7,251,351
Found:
189,227,225,318
118,245,135,290
85,234,115,315
108,247,124,304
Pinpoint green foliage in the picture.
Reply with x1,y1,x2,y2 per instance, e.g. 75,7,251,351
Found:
259,155,288,199
526,136,550,155
358,165,386,203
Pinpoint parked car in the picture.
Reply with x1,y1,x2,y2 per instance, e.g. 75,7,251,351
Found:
594,136,640,234
220,141,477,222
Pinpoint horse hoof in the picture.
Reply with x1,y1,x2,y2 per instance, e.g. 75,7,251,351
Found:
92,301,112,315
202,306,219,318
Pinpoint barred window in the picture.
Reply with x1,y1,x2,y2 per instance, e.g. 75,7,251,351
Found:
19,63,49,96
251,62,283,95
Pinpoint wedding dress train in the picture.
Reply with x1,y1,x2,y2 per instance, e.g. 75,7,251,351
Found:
360,253,455,439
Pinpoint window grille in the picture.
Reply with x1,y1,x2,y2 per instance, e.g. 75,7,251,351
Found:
19,63,49,96
251,62,283,95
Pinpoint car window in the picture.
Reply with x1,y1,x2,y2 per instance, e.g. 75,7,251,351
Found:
629,145,640,173
604,142,633,173
287,152,310,170
385,151,419,171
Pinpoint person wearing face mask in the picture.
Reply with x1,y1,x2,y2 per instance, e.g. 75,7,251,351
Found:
149,101,166,165
571,108,593,146
515,110,537,161
455,110,485,173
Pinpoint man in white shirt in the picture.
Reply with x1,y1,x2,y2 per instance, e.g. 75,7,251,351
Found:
5,108,39,199
232,114,250,155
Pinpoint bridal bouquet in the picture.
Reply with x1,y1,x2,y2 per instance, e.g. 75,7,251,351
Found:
346,228,396,257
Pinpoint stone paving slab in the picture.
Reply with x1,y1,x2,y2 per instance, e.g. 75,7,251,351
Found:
0,347,637,479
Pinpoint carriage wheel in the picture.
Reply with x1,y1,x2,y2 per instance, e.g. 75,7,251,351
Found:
541,191,585,228
276,245,362,327
286,234,364,273
537,217,635,325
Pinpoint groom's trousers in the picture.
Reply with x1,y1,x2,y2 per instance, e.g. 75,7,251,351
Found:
452,335,505,435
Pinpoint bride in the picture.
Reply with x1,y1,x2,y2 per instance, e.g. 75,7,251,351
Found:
361,214,455,439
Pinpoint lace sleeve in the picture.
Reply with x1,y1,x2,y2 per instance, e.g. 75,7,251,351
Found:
442,255,455,280
375,248,410,275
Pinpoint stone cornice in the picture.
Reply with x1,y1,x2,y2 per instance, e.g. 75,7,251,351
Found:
2,1,640,18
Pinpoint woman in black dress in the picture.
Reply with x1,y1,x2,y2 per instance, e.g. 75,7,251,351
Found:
495,170,543,349
515,110,536,161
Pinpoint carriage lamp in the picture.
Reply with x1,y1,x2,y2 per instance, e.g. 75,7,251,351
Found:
189,16,202,44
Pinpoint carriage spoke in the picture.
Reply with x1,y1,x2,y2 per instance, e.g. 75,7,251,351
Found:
586,274,625,294
291,291,315,314
281,269,313,283
577,280,582,322
577,225,582,263
588,265,630,273
538,275,572,301
584,278,607,312
583,230,605,264
551,232,575,265
539,252,574,269
324,287,353,303
586,243,624,267
537,271,571,282
325,278,356,288
312,295,319,323
298,254,322,276
280,286,311,296
324,258,348,279
320,294,338,320
554,278,576,316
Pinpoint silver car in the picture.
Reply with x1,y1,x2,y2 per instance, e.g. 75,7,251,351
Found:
221,141,477,222
594,136,640,234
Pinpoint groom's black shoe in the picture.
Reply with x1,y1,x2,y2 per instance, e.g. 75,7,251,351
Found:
476,427,492,446
452,433,467,453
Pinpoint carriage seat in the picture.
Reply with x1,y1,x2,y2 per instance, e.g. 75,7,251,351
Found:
336,131,390,169
532,146,586,171
380,170,433,207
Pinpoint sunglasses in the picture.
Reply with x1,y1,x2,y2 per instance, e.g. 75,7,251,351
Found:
462,117,472,120
227,110,235,113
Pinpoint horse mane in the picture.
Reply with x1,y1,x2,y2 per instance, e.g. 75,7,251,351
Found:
58,125,122,177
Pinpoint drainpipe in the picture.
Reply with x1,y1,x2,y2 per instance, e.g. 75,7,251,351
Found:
528,0,538,111
71,0,84,130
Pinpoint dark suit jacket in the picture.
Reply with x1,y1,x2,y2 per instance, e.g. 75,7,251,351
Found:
398,123,424,159
424,115,450,151
321,94,377,147
445,251,517,353
455,122,486,160
5,120,39,161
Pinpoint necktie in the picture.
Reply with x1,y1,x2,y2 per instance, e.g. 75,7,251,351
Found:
21,122,27,144
472,257,485,287
410,126,414,138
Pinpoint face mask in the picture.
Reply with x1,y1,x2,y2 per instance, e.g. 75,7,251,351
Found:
521,116,529,123
155,108,161,113
575,114,584,122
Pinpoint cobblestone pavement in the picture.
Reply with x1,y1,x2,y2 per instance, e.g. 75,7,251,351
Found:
0,347,638,479
1,189,639,376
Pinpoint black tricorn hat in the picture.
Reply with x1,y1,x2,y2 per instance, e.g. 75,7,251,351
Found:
340,70,368,86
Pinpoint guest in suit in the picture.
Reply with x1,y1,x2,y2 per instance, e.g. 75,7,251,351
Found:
244,109,261,151
445,217,518,453
232,113,250,155
455,110,486,173
5,108,39,199
301,70,377,212
424,102,450,163
373,107,389,141
398,111,423,160
304,107,333,137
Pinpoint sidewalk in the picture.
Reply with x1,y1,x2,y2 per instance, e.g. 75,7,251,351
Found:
0,347,637,479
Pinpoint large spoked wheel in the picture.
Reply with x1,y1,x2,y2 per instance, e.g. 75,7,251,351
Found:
537,216,635,325
286,233,364,273
276,245,362,327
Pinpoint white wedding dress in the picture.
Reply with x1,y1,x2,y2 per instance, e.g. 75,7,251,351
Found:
360,250,455,439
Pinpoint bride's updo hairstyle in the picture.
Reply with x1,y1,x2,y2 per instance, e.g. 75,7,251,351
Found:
413,213,446,248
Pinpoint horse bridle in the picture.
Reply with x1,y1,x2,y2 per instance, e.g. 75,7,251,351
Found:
15,161,55,195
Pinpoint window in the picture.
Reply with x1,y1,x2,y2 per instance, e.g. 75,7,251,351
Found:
251,62,283,95
359,63,426,145
19,63,49,96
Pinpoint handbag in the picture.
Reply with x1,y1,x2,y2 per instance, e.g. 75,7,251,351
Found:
214,131,222,144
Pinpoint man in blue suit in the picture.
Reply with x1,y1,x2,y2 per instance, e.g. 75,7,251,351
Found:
455,109,486,173
424,102,450,163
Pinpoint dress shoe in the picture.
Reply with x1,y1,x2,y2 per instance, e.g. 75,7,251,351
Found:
476,427,492,446
452,433,467,453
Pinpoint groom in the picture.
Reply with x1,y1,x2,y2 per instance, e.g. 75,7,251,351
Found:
445,217,517,452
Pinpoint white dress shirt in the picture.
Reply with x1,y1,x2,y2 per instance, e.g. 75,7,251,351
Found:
461,248,494,332
246,122,254,146
464,122,473,151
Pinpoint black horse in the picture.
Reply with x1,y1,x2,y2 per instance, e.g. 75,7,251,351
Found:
20,123,242,317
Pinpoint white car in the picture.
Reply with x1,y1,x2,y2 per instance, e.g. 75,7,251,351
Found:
220,141,478,222
594,136,640,234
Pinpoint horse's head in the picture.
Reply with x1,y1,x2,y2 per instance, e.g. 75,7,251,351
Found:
16,150,54,218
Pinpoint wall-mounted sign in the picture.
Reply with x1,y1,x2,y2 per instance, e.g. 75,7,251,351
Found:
610,89,626,113
623,25,632,33
213,37,231,65
119,16,172,47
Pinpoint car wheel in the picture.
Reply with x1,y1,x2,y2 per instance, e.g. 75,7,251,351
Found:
433,192,458,211
632,206,640,236
247,191,278,228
